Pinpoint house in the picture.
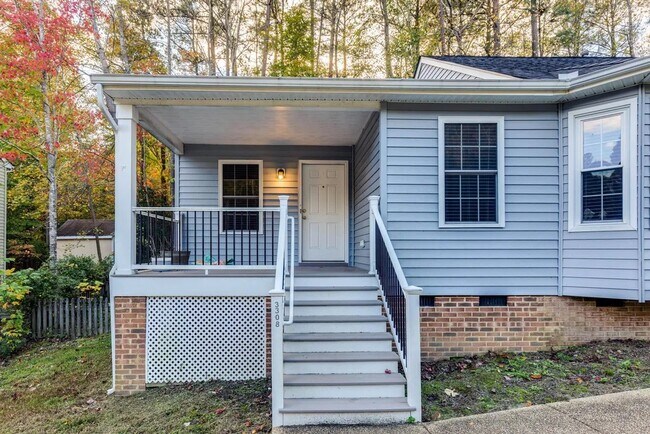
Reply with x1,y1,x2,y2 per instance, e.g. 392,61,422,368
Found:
0,159,12,271
92,55,650,426
56,219,114,260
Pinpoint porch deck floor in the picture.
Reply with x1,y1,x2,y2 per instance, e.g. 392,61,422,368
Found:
130,264,369,278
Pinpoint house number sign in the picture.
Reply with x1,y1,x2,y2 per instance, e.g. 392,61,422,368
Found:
274,299,281,327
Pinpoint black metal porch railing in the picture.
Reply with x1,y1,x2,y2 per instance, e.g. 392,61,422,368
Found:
375,224,406,359
134,208,279,267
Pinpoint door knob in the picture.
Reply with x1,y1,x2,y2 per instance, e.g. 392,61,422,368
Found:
300,208,307,219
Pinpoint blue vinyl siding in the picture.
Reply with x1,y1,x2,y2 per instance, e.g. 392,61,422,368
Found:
384,104,560,296
561,87,641,300
177,144,353,264
353,113,380,269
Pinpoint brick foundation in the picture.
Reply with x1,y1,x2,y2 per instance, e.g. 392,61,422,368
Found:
113,296,147,395
421,296,650,360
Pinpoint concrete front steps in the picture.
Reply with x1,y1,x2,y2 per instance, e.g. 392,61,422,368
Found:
279,275,415,426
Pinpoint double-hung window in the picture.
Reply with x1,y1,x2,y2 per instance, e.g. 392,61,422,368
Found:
439,116,505,228
568,98,637,232
218,160,263,232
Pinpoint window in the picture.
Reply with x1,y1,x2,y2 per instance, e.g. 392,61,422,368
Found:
438,116,505,228
568,98,637,232
218,160,263,232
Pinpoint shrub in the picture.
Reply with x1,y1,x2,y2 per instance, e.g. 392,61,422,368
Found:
0,268,31,357
12,255,113,304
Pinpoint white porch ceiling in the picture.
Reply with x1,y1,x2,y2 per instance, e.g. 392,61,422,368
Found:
139,106,374,146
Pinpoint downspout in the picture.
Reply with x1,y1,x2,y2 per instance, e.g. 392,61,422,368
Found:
557,103,564,297
638,85,645,303
96,84,118,131
96,83,118,394
107,264,117,395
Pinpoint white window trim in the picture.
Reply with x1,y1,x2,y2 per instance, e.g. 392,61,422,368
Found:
438,116,506,228
218,159,264,234
567,97,637,232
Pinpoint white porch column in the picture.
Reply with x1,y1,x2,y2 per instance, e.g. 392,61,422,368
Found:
405,286,423,422
270,195,289,427
368,195,379,275
114,105,138,275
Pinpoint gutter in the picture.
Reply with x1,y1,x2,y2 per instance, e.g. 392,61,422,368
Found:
96,84,118,131
89,57,650,104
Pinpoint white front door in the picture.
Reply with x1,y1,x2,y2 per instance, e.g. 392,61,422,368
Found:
301,163,347,262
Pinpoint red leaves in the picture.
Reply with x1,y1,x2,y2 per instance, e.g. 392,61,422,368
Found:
0,0,84,77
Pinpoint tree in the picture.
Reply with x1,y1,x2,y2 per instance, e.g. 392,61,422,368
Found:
0,0,87,267
269,5,315,76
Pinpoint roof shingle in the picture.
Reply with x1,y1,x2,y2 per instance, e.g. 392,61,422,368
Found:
58,219,114,237
423,56,635,79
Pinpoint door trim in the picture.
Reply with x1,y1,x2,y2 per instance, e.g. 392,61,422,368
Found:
298,160,349,264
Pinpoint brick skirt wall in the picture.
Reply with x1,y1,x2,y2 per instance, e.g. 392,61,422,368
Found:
113,296,147,395
421,296,650,360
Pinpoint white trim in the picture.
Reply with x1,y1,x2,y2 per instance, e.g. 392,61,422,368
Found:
217,159,264,235
110,274,273,296
438,116,506,228
92,58,650,109
567,97,637,232
298,160,349,264
417,57,517,80
57,235,113,240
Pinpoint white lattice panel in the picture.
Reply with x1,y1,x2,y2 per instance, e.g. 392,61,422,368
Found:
146,297,266,383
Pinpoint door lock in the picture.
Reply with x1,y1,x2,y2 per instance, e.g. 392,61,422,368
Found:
300,208,307,219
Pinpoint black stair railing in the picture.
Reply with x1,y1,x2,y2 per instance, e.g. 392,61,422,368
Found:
375,224,407,359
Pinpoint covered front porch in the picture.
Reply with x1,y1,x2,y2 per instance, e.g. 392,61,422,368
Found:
103,90,379,276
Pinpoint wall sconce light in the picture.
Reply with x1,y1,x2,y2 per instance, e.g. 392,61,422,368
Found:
276,168,286,180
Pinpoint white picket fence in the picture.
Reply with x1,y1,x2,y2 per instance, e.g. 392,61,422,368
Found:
30,297,111,339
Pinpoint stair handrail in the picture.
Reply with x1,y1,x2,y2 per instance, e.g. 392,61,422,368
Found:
368,195,422,422
270,196,289,427
284,216,296,325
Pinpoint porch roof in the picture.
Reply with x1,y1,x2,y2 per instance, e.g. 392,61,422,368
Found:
91,58,650,153
92,57,650,106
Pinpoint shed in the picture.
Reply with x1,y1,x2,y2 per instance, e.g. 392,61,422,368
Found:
57,219,114,260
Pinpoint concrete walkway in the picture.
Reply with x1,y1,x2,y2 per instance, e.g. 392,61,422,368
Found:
274,388,650,434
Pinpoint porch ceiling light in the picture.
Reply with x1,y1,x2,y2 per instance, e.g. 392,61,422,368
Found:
276,168,286,180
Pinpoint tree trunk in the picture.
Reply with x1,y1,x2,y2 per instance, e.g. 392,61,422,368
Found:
115,1,131,73
327,2,335,77
341,4,347,77
166,0,172,74
37,0,57,267
316,2,325,67
438,0,446,55
530,0,541,57
88,0,110,73
492,0,500,55
624,0,635,56
87,184,102,262
207,0,216,75
261,0,272,76
379,0,392,77
310,0,315,74
414,0,420,61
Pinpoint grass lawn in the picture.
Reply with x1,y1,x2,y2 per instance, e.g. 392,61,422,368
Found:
421,339,650,422
0,336,271,433
3,336,650,431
